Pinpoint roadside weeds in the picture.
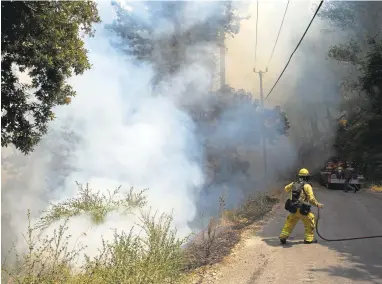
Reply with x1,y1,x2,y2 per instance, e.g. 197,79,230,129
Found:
2,183,281,284
183,192,280,284
370,184,382,193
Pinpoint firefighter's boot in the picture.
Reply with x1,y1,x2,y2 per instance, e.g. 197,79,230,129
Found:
304,239,318,244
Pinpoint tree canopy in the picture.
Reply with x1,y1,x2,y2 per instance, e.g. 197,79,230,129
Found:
320,1,382,178
1,1,100,154
334,40,382,178
107,1,245,83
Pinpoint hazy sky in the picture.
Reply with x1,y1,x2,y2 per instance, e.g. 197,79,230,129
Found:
226,0,321,106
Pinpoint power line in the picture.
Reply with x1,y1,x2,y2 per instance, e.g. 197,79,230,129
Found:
265,0,324,100
266,0,290,69
254,0,259,69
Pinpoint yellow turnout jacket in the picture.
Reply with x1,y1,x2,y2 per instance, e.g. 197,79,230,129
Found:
284,182,320,207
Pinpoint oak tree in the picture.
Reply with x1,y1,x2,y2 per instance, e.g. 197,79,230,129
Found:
1,1,100,154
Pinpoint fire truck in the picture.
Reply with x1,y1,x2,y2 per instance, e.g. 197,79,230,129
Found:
319,157,365,189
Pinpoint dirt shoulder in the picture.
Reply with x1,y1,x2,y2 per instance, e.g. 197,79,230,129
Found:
187,186,382,284
186,200,281,284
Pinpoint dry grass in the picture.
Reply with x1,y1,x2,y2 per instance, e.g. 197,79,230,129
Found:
370,184,382,192
229,194,278,226
2,212,81,284
183,192,278,273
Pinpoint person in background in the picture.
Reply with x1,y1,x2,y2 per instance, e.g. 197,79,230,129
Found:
344,166,358,193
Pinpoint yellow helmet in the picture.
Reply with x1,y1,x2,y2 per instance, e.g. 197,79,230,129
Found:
298,168,310,176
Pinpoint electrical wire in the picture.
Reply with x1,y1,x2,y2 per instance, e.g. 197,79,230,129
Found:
265,0,324,100
254,0,259,70
266,0,290,69
316,207,382,242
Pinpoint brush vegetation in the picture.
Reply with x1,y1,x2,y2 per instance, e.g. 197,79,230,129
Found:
2,183,188,284
37,182,148,229
370,184,382,192
2,184,278,284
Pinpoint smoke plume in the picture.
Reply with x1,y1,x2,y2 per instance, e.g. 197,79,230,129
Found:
2,0,347,262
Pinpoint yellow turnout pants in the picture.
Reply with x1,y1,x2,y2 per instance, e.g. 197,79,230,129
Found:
279,209,316,242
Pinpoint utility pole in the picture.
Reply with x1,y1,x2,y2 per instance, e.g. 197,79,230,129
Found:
254,68,268,180
219,27,226,89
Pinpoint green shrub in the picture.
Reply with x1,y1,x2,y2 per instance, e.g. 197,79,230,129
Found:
2,183,279,284
2,184,188,284
77,210,188,284
2,211,81,283
37,182,148,229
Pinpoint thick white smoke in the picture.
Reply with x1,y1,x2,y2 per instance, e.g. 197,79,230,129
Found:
225,0,348,174
2,0,347,264
2,2,207,261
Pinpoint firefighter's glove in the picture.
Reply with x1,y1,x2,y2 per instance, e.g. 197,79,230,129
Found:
318,203,324,209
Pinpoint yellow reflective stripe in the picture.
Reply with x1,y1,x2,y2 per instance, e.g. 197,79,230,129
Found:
281,230,290,236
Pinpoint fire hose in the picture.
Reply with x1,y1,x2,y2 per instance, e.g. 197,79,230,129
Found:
316,207,382,241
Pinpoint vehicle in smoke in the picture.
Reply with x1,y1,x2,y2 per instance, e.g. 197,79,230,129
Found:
319,157,365,189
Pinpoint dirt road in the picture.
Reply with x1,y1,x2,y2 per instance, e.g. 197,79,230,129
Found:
204,186,382,284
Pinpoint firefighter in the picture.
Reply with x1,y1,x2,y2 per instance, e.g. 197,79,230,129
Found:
336,166,344,179
344,166,358,193
279,168,324,244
